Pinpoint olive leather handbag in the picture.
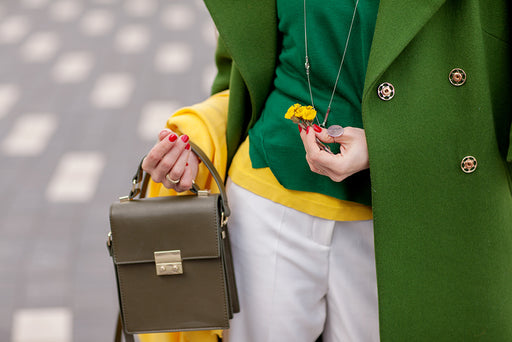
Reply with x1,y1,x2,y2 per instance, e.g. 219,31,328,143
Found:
107,142,239,342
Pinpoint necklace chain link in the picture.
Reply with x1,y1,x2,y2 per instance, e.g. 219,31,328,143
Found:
304,0,360,127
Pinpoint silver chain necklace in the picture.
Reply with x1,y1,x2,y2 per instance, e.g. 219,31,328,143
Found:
304,0,360,136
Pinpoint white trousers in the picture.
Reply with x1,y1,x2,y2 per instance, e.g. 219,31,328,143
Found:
226,179,380,342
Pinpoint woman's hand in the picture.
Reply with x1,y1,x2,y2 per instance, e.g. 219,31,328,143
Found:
141,129,199,192
299,124,369,182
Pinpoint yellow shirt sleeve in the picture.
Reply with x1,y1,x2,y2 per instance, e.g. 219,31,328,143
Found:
147,90,229,198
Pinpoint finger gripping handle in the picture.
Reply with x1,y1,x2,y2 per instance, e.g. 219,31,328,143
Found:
129,142,230,217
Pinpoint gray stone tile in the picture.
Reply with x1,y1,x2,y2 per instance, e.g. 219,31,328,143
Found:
22,271,72,307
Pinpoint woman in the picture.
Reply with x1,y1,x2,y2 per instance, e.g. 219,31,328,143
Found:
142,0,512,341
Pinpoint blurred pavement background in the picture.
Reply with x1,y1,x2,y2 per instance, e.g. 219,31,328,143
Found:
0,0,217,340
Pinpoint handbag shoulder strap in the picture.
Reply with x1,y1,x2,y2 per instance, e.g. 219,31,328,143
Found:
115,313,135,342
127,141,231,217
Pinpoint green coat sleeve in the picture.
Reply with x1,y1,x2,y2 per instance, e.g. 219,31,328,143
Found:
210,36,232,95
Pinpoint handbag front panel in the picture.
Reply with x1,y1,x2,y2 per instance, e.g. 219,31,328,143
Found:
117,256,229,333
109,193,230,333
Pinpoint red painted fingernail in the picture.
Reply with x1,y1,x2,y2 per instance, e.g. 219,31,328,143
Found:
313,124,322,133
298,125,302,133
185,143,191,150
181,135,189,143
186,163,189,166
306,126,310,134
169,134,177,142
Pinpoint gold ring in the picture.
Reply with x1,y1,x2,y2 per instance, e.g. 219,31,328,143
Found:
166,174,180,184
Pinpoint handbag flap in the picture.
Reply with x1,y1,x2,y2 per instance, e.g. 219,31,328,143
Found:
110,194,221,264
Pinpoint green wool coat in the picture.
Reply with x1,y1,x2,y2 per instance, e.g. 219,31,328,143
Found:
203,0,512,340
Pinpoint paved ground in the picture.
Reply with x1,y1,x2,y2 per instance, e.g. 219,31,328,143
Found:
0,0,216,340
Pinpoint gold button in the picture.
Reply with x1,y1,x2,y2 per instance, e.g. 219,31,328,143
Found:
449,68,466,86
461,156,477,173
377,82,395,101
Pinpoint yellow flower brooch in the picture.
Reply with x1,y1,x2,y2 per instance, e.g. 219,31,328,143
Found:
284,103,317,129
285,103,332,153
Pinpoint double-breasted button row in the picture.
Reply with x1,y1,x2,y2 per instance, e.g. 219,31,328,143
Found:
377,67,467,101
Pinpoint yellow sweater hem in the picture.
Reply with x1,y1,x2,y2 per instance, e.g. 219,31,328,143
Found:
229,139,373,221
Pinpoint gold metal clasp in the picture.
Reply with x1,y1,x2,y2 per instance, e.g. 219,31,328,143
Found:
154,250,183,276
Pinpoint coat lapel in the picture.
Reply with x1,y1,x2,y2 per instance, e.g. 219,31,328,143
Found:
364,0,447,95
203,0,277,113
204,0,448,118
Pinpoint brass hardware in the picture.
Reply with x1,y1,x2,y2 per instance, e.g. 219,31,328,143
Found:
461,156,477,173
377,82,395,101
154,250,183,276
197,189,210,197
129,178,141,199
107,231,112,247
221,212,229,227
449,68,466,86
191,180,200,193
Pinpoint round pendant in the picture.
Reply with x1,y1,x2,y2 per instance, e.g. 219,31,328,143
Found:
327,125,344,137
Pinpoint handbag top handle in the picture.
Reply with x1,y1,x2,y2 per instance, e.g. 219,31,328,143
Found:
126,141,231,217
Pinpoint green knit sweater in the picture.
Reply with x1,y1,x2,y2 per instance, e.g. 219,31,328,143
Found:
248,0,379,205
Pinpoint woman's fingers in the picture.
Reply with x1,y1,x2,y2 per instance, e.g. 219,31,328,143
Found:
143,131,191,181
163,141,191,190
312,125,338,145
165,144,200,192
142,130,178,172
177,152,200,191
299,125,369,182
300,126,331,176
141,128,201,192
311,124,350,146
301,126,326,155
158,128,172,141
